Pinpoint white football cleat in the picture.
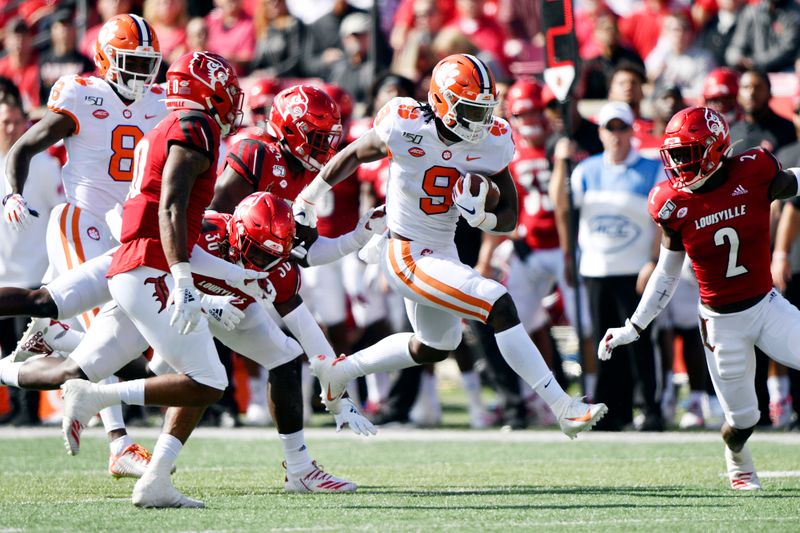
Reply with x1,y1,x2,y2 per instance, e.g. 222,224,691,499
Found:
679,401,705,429
555,396,608,439
284,461,357,493
769,396,794,429
109,443,152,479
132,473,204,508
11,318,79,362
725,446,761,491
309,354,351,402
60,379,114,455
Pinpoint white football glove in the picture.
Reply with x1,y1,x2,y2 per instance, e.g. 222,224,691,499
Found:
224,264,269,291
354,205,387,243
167,263,203,335
598,318,640,361
452,180,488,228
324,397,377,436
200,294,245,331
3,193,38,232
292,196,317,228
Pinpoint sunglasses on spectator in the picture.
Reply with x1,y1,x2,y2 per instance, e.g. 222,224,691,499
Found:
604,123,631,132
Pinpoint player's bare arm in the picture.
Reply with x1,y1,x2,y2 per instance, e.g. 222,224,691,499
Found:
768,168,800,200
160,144,211,265
294,129,387,223
209,165,255,214
6,110,74,193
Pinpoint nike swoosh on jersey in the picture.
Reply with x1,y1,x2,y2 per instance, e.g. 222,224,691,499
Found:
454,202,476,215
145,114,157,119
466,155,481,161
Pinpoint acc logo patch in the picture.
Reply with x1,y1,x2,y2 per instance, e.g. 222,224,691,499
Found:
408,147,425,157
92,109,109,119
87,227,101,240
677,207,688,219
279,180,288,188
658,200,676,220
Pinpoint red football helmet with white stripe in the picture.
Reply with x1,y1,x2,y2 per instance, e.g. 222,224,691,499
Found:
94,14,162,101
165,51,244,137
267,85,342,171
429,54,498,143
228,192,295,271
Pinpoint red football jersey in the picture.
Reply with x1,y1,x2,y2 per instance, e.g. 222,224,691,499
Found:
192,212,301,309
224,136,316,202
108,111,221,277
511,144,559,250
648,148,779,307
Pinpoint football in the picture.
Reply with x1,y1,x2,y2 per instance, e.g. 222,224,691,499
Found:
458,172,501,212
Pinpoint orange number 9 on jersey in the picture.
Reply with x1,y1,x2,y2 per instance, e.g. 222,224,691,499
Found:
109,125,144,182
420,166,460,215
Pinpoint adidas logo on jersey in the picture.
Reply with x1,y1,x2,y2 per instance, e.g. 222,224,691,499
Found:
731,184,748,196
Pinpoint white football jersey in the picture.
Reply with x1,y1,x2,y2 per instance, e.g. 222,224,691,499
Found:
374,97,515,247
47,75,167,219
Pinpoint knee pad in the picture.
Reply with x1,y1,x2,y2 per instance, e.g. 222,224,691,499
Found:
725,405,760,430
423,328,462,353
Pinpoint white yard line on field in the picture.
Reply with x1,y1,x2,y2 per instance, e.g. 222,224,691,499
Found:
1,426,800,445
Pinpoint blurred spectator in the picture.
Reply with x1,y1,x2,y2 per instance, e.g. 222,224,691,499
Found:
390,0,455,52
581,9,645,100
0,18,40,111
328,12,374,103
390,0,446,82
185,17,210,52
698,0,746,68
497,0,542,63
0,97,63,426
607,62,654,145
729,69,796,154
575,0,611,60
776,92,800,169
144,0,190,65
428,28,509,96
0,77,21,107
250,0,305,78
701,67,741,124
618,0,675,60
444,0,509,73
645,10,715,98
38,10,94,105
639,85,687,157
543,86,603,163
553,101,665,431
302,0,363,78
206,0,256,73
725,0,800,73
78,0,132,59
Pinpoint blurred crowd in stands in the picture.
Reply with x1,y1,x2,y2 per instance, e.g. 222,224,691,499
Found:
3,0,800,434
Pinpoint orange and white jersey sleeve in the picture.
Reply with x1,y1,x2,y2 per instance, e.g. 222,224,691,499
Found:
47,75,167,220
375,96,515,248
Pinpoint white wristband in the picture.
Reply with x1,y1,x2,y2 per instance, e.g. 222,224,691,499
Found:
788,167,800,195
169,261,193,283
477,212,497,231
299,175,332,204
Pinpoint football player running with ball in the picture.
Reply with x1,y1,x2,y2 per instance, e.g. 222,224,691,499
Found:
600,106,800,490
298,53,608,439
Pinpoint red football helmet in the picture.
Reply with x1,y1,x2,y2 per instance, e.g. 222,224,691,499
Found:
505,79,548,143
166,51,244,137
267,85,342,171
660,106,731,190
94,14,162,101
228,192,295,271
202,211,233,243
247,77,282,126
702,67,740,121
429,54,498,143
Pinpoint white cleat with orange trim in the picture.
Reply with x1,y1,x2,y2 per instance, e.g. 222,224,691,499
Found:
555,396,608,439
726,446,761,491
109,443,152,479
284,461,357,493
309,354,352,403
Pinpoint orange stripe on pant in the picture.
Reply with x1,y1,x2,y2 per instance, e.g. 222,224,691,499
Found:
388,239,489,322
60,205,98,329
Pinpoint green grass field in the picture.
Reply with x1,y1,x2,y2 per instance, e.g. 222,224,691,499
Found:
1,426,799,532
